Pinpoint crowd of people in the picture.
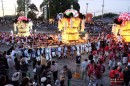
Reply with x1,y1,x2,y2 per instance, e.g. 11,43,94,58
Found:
0,30,130,86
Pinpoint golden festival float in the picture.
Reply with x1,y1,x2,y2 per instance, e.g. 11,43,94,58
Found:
112,12,130,42
13,16,33,37
58,9,85,44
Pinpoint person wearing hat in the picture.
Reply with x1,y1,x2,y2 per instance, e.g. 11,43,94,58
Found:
11,72,20,86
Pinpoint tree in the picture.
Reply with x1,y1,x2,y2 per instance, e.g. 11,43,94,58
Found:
17,0,38,19
27,11,37,20
28,3,38,12
17,0,25,12
17,0,30,15
27,4,38,20
93,13,119,20
40,0,80,19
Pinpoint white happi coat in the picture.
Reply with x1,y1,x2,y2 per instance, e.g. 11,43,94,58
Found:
88,42,92,52
76,45,80,55
45,47,52,60
63,46,68,56
51,47,56,57
85,42,91,52
57,46,62,58
81,44,85,53
96,41,100,50
11,50,16,61
123,56,127,64
41,48,44,54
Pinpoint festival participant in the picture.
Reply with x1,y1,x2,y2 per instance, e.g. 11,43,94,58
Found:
57,45,62,59
51,47,56,58
88,64,100,86
23,48,30,64
70,45,75,57
36,48,41,61
10,47,16,61
123,66,130,86
45,45,52,61
109,66,124,86
7,55,15,80
122,52,128,65
80,44,84,54
80,59,88,80
85,42,88,54
88,40,92,53
63,45,68,58
104,44,109,57
63,65,72,86
51,61,58,83
96,39,100,51
76,44,80,55
108,51,117,69
97,59,105,86
91,40,96,52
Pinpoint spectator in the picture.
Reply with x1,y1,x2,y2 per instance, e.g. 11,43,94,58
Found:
80,59,88,80
51,61,58,83
14,57,20,71
63,65,72,86
20,60,28,78
35,61,42,84
123,66,130,86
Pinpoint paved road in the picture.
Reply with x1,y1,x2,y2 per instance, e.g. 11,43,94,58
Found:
0,25,111,86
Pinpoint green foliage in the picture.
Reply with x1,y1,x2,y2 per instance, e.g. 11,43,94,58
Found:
93,13,119,19
28,4,38,12
27,11,37,20
17,0,25,12
40,0,80,19
17,0,38,20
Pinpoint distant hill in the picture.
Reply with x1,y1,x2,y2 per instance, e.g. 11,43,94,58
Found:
93,13,119,20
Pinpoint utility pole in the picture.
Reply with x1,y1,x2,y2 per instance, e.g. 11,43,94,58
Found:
14,4,17,16
86,3,88,15
128,7,130,12
24,0,30,17
102,0,104,19
1,0,4,21
48,1,50,19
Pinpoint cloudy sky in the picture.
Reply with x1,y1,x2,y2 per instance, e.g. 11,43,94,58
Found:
0,0,130,17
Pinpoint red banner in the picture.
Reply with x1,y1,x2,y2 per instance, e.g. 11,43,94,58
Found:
86,13,93,22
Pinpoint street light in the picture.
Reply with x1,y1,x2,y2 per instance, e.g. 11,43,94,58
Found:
86,3,88,14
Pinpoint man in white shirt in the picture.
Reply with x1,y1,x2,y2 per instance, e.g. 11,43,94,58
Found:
7,56,15,80
80,59,88,80
57,45,62,59
45,46,52,61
